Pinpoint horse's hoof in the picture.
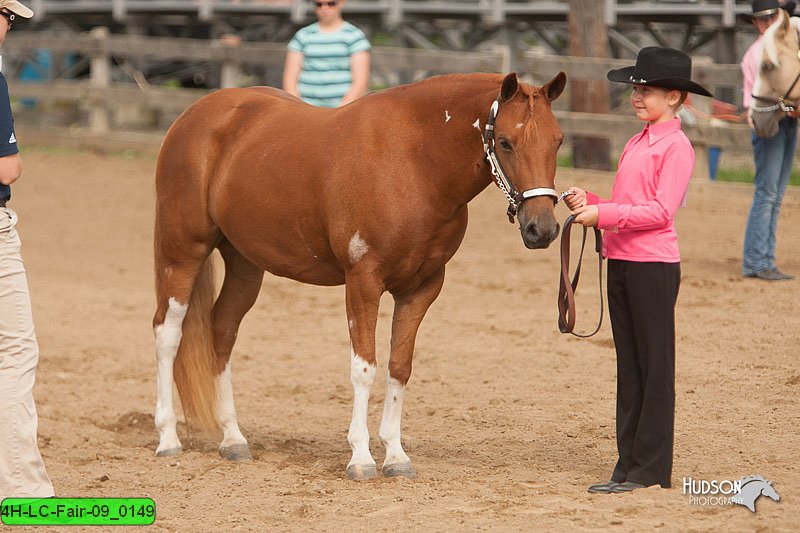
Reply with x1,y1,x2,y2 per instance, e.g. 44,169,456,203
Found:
382,462,417,479
346,464,378,480
156,447,182,457
219,444,253,462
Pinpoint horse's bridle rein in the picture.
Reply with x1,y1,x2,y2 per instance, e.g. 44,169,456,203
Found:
751,50,800,114
482,100,561,223
558,214,604,338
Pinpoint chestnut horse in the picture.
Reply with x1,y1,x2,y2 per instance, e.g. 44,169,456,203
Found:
153,71,566,480
750,8,800,137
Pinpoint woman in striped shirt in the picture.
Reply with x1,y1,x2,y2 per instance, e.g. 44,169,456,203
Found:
282,0,371,108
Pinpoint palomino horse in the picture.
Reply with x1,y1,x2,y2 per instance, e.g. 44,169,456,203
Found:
750,8,800,137
153,71,566,480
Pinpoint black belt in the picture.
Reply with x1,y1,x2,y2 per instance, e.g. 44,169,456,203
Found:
0,199,6,208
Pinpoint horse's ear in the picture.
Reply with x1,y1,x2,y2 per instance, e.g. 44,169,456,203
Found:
500,73,519,103
773,8,793,38
543,71,567,102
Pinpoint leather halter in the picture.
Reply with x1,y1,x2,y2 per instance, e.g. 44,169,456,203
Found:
751,50,800,113
482,100,560,223
557,214,604,337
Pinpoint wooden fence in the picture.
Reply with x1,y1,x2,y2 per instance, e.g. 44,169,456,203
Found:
4,29,750,176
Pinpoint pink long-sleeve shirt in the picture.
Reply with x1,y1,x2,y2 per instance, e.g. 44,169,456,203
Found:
585,117,694,263
741,35,762,109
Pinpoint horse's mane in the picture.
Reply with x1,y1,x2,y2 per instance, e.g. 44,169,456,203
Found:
370,72,540,104
378,73,504,98
739,475,767,486
762,15,800,68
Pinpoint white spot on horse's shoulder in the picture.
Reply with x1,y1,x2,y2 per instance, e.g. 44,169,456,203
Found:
472,118,481,130
348,231,369,265
445,110,452,123
349,319,355,331
516,123,524,129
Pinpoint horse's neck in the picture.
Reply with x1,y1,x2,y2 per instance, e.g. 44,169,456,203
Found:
399,75,502,204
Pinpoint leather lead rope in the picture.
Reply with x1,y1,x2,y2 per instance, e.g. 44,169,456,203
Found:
558,214,604,338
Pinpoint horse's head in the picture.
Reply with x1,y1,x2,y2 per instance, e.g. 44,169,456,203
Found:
751,9,800,137
762,480,781,502
492,71,567,249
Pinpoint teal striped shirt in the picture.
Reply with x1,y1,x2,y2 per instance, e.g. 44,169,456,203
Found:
288,22,371,107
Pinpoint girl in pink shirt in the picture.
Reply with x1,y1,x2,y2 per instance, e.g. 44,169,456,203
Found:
565,47,712,494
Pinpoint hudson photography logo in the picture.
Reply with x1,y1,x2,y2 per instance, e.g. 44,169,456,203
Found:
683,475,780,512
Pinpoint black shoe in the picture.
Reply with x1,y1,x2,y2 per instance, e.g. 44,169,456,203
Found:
610,481,647,493
587,480,620,494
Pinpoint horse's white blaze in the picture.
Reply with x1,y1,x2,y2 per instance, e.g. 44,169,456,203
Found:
379,375,411,467
347,350,377,468
516,122,524,129
216,361,247,449
348,231,369,265
445,110,452,122
472,118,481,130
154,297,188,454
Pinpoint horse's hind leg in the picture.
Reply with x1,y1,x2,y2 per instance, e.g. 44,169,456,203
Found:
153,257,208,457
212,240,264,461
381,267,446,479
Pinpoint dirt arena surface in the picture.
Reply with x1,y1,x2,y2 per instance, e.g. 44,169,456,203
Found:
7,146,798,531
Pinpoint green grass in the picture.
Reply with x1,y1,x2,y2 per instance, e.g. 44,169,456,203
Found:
715,167,800,186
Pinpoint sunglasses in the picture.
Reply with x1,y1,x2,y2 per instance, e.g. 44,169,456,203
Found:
315,1,337,7
0,11,15,29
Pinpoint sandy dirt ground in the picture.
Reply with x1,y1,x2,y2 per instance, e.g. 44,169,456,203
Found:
4,146,798,532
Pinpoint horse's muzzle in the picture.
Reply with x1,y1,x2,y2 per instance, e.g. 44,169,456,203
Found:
521,220,560,249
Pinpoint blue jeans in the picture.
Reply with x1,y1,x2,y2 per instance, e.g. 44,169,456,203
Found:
743,117,797,276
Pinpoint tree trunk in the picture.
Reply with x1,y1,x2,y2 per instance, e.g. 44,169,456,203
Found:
568,0,612,170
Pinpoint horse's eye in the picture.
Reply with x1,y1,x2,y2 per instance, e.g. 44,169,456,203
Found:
763,62,775,72
499,139,513,151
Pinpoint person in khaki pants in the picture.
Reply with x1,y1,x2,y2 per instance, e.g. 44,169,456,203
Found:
0,0,54,499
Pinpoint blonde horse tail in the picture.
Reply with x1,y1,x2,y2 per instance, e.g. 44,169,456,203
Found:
173,256,220,433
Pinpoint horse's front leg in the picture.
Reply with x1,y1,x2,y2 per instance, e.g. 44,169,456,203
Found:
344,268,383,480
381,267,445,479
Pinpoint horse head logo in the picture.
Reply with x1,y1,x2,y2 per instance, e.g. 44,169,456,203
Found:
730,475,781,513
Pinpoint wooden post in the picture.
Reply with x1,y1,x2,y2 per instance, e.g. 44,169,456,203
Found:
218,34,242,89
111,0,125,22
690,56,714,181
89,26,110,135
568,0,611,170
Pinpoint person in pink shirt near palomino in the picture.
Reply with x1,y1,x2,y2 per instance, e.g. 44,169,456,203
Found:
740,0,797,281
564,46,712,494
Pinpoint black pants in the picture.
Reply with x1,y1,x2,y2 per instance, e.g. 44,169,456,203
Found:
607,259,680,488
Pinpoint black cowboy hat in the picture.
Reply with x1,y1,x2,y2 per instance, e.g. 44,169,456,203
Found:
606,46,713,97
738,0,793,24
